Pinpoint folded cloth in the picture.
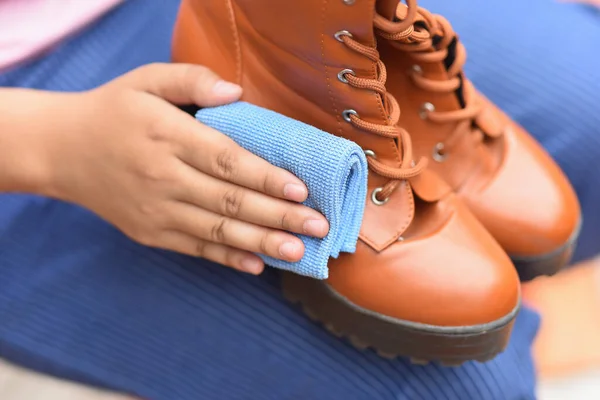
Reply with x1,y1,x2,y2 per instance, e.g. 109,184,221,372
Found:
196,102,368,279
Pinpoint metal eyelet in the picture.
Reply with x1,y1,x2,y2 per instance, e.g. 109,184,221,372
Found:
363,149,376,158
343,0,355,4
432,142,448,162
419,102,435,119
337,68,356,83
334,30,353,42
371,187,390,206
411,65,423,75
342,109,359,123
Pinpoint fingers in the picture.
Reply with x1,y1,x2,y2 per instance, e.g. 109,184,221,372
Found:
176,165,329,238
119,63,242,107
134,75,310,203
174,118,309,202
166,202,306,263
155,230,265,274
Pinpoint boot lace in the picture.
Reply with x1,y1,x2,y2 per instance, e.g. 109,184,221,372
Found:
334,30,425,203
374,0,495,162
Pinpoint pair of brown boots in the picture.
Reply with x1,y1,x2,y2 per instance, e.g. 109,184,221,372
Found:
172,0,581,365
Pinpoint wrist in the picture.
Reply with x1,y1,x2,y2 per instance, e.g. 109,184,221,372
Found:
0,89,83,197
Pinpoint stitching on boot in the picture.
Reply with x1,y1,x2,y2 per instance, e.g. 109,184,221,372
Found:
360,229,400,250
398,182,414,234
226,0,242,85
320,0,343,136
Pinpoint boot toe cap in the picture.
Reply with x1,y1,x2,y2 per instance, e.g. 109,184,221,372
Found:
465,121,581,259
327,198,520,328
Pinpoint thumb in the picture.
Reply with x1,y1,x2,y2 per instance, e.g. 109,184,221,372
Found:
119,63,242,107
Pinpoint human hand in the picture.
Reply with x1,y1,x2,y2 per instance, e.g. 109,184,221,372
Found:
45,63,329,274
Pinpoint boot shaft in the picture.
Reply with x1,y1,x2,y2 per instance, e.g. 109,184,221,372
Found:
373,2,503,189
173,0,394,161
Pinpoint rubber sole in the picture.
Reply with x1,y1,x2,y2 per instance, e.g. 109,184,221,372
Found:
282,272,520,366
511,220,582,282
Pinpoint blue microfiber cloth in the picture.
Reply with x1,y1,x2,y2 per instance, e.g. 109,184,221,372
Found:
196,102,368,279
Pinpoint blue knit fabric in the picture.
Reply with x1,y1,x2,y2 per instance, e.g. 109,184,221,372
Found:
8,0,600,399
196,103,367,279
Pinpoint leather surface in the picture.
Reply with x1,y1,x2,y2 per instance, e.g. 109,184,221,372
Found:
172,0,520,326
377,3,581,257
465,95,581,255
328,196,519,326
174,0,416,250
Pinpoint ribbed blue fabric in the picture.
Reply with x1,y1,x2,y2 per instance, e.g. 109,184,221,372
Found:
196,103,367,279
10,0,600,399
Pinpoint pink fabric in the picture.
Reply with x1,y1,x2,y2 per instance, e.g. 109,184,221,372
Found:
561,0,600,5
0,0,124,72
574,0,600,5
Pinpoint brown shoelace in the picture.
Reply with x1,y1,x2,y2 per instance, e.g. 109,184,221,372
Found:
336,30,426,201
374,0,496,159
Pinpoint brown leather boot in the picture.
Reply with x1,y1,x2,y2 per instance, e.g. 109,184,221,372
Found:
172,0,520,364
374,0,582,281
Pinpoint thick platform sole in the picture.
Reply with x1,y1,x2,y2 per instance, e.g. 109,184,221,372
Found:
512,220,581,282
282,272,520,366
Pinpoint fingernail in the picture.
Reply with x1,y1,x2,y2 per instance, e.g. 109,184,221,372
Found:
303,219,329,238
283,183,307,202
212,80,242,96
240,257,264,274
279,241,302,261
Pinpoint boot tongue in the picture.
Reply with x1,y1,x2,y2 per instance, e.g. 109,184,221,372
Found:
376,0,400,20
378,1,427,28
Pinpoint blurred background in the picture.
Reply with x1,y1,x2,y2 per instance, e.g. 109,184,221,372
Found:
526,258,600,399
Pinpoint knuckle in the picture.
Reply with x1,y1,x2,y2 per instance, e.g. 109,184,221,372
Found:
180,64,198,96
183,64,217,100
210,217,228,243
224,250,239,269
135,63,167,83
130,228,156,247
278,210,293,231
186,64,211,83
258,232,271,256
212,147,238,180
146,113,170,141
194,240,208,258
135,204,169,231
221,188,244,218
137,163,175,185
138,201,159,217
261,169,276,194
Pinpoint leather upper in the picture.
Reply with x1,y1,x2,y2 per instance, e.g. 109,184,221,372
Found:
174,0,413,250
328,196,519,326
463,95,580,255
376,3,581,257
172,0,520,326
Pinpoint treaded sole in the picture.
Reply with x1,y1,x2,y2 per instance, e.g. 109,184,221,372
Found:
512,220,581,282
282,272,520,366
